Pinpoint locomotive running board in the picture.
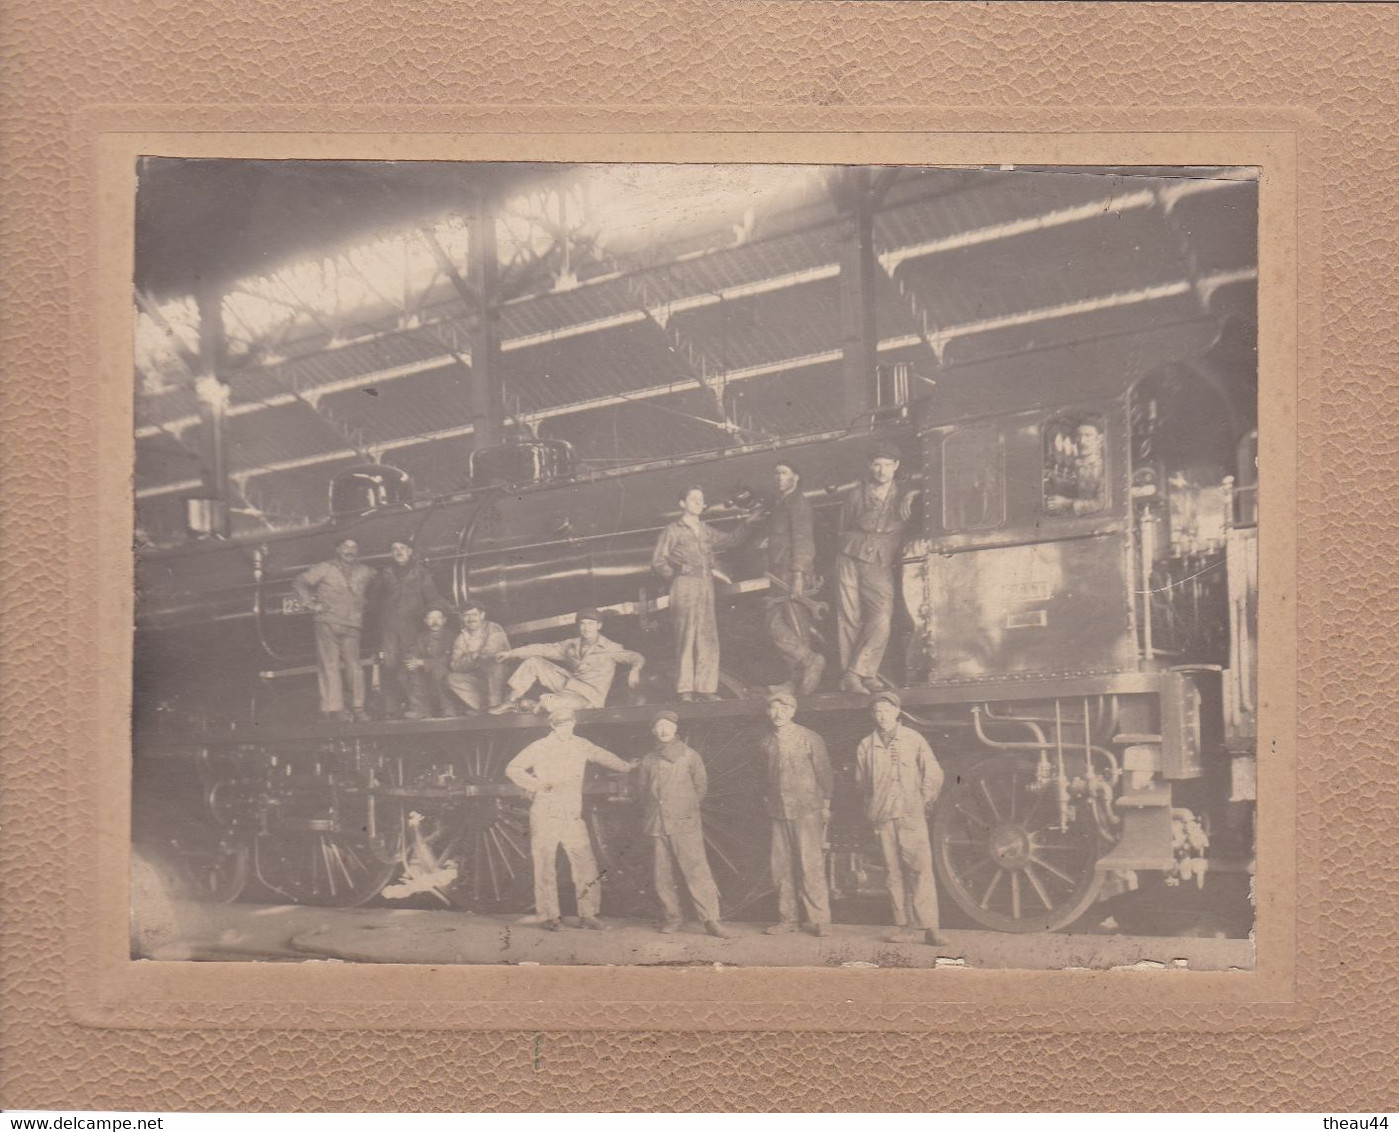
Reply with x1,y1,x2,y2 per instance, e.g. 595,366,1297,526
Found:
138,671,1174,749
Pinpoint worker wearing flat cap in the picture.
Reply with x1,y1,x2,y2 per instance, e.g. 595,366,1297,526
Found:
490,607,646,716
855,691,948,947
633,710,734,939
759,691,834,936
504,704,633,931
836,444,917,694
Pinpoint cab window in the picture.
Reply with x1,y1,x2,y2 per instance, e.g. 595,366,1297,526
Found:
1043,414,1107,517
942,425,1005,531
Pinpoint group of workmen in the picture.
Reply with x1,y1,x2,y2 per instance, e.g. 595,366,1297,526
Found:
291,444,945,942
292,443,913,722
500,689,947,946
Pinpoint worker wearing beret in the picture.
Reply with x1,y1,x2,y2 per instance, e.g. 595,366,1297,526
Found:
504,705,633,930
759,691,834,936
855,692,948,947
634,710,734,939
836,445,916,694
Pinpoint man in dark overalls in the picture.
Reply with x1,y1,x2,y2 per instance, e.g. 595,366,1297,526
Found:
374,539,444,718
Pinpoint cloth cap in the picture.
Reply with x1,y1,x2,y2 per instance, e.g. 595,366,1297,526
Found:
460,600,486,615
871,690,902,710
651,710,680,725
870,442,902,462
575,607,604,624
423,603,451,619
766,691,798,709
547,706,578,724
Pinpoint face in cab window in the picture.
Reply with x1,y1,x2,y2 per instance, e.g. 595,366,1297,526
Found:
1043,415,1107,517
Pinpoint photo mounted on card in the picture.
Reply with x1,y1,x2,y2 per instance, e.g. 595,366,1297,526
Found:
87,130,1294,1029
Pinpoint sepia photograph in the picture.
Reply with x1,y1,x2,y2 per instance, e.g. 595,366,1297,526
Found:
129,159,1259,971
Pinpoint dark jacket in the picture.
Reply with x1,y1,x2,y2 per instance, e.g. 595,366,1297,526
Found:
837,481,912,567
376,560,444,633
634,739,708,836
760,723,833,820
766,489,816,584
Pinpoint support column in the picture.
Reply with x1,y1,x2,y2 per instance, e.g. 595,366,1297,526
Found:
194,283,231,537
835,167,880,425
468,191,503,448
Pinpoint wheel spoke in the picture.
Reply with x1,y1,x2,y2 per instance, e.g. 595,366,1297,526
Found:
1010,869,1022,920
978,779,1003,822
1029,853,1077,885
1023,861,1056,909
979,867,1004,910
955,800,992,830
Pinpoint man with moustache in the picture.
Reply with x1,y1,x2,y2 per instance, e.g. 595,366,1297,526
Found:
446,600,511,713
634,709,734,939
293,536,376,722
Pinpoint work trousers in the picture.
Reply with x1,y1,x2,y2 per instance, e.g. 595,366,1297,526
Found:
313,621,364,714
530,810,602,920
669,574,720,694
651,828,721,925
765,597,819,679
505,657,592,713
379,622,418,712
837,554,895,680
769,812,830,927
874,812,941,930
407,661,460,718
447,662,506,712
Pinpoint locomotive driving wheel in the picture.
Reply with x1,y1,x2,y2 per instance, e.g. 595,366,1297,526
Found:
931,754,1105,933
251,821,401,907
392,734,535,914
169,834,251,904
686,719,774,920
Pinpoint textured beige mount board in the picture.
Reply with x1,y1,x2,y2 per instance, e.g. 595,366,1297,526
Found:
75,127,1292,1034
2,0,1392,1104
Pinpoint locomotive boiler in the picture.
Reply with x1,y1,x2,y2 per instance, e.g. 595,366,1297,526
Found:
133,316,1258,934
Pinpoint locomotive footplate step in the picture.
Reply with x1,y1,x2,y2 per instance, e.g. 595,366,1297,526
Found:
138,901,1254,970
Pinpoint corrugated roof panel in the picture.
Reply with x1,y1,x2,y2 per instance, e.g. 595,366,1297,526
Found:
1169,184,1258,276
316,363,472,445
501,320,690,409
666,279,844,372
876,173,1131,254
894,207,1189,331
225,402,352,472
938,290,1204,371
135,433,204,490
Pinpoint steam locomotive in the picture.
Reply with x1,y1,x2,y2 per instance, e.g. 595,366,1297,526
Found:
133,315,1258,934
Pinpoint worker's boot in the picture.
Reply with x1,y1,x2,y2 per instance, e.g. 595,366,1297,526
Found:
704,920,735,940
838,671,866,694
